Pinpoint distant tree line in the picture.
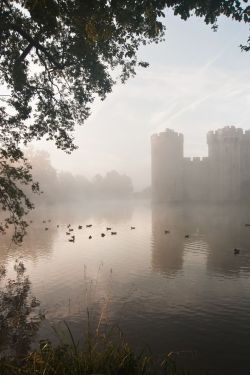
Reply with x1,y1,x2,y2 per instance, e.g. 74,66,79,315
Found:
24,150,133,205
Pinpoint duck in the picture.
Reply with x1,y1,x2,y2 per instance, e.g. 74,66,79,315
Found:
66,232,70,235
106,227,111,231
86,224,92,228
131,226,135,230
111,232,117,235
234,248,240,255
101,233,105,237
69,228,74,232
185,234,189,238
45,227,49,231
89,235,92,239
164,230,170,234
57,225,59,228
69,236,75,243
245,224,250,227
78,225,82,229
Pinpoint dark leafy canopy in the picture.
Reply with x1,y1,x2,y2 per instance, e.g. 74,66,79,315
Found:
0,0,250,241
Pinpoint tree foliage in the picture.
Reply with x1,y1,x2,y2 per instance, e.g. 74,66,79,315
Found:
0,0,250,241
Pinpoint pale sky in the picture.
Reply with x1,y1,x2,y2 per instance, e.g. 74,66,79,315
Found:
33,11,250,190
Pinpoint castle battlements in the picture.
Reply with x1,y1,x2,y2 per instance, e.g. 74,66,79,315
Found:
151,127,250,203
151,129,183,141
207,126,244,143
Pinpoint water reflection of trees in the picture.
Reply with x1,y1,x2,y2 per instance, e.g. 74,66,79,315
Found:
151,204,250,278
34,200,134,226
0,261,42,356
0,220,57,270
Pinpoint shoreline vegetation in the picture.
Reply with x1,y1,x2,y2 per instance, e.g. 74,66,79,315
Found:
0,330,187,375
0,262,191,375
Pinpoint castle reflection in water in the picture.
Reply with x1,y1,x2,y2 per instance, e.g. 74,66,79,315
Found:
151,204,250,278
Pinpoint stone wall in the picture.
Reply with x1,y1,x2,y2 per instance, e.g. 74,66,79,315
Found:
151,126,250,203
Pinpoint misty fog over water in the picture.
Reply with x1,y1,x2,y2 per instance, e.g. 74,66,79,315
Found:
1,201,250,374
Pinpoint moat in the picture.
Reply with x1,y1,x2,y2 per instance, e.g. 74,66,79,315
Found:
1,202,250,374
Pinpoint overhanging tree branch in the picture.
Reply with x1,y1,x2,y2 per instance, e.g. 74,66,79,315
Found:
11,25,64,70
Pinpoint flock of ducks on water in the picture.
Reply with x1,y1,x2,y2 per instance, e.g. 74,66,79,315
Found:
36,219,250,255
39,220,136,243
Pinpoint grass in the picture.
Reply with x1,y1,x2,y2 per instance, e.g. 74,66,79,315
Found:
0,322,190,375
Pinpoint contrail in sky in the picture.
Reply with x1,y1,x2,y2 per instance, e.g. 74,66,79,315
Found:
152,29,243,134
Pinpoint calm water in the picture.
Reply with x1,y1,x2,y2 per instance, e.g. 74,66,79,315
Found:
1,201,250,374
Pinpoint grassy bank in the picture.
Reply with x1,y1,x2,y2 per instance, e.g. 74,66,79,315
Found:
0,263,192,374
0,326,188,375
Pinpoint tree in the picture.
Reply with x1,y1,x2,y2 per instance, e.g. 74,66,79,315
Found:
0,0,250,241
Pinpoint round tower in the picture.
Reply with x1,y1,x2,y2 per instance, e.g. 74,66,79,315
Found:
151,129,184,203
207,126,243,202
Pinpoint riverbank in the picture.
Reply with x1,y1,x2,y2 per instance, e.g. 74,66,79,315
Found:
0,328,183,375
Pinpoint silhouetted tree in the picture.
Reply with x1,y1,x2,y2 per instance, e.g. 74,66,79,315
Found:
1,0,250,239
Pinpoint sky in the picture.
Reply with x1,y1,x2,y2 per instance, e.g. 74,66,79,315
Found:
33,10,250,190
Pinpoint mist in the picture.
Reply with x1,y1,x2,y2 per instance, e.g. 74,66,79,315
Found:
24,149,135,206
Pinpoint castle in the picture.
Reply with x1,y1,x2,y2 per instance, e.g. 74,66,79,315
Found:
151,126,250,203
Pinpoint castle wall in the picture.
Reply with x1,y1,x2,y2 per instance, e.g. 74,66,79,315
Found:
240,130,250,200
151,126,250,203
184,157,209,201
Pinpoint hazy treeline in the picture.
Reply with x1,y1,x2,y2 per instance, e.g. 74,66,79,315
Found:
24,150,134,205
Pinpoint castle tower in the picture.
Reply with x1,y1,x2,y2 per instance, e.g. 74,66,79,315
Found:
240,130,250,200
207,126,243,202
151,129,183,203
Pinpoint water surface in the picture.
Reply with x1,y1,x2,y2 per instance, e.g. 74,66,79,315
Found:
1,202,250,374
